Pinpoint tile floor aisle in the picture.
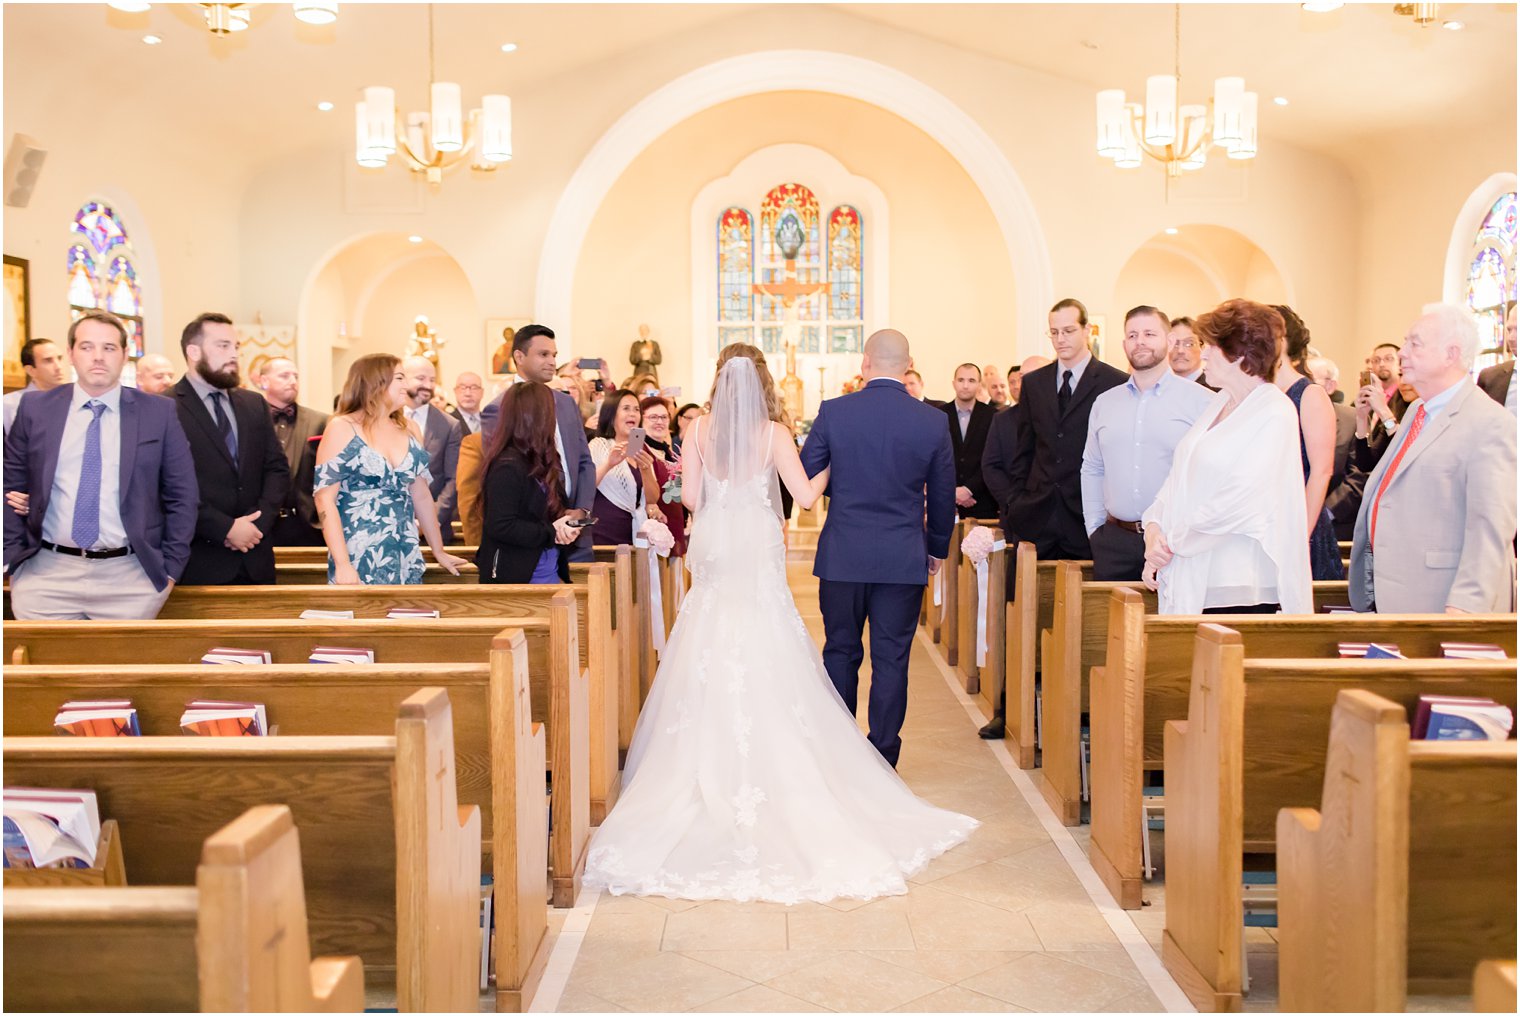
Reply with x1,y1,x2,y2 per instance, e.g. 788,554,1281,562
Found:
533,562,1193,1013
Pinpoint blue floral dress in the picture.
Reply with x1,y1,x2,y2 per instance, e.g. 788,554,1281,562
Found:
314,433,431,585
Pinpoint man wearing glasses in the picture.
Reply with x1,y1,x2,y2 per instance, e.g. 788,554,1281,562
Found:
1167,316,1210,386
451,372,487,435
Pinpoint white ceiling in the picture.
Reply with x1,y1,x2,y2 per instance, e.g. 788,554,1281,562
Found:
4,2,1514,173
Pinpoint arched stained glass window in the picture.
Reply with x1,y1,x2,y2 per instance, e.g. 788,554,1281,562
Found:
1465,192,1516,374
716,183,866,357
66,202,144,359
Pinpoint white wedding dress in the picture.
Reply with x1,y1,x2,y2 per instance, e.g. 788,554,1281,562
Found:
583,357,977,905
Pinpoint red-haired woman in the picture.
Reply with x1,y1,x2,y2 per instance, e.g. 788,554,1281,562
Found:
476,381,580,584
1140,300,1312,614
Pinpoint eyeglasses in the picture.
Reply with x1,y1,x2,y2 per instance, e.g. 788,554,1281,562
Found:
455,383,484,392
1048,326,1087,339
1169,338,1199,349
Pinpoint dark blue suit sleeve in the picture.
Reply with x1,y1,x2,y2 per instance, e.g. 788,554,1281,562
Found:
159,408,200,582
799,402,830,479
925,423,956,560
3,401,32,570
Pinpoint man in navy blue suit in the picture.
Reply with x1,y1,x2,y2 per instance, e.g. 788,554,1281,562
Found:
5,311,199,619
801,329,956,768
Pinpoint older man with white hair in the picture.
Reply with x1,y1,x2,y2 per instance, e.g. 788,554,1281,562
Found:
1348,303,1517,614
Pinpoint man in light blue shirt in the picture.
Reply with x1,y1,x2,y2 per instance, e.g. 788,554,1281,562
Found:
1080,305,1214,581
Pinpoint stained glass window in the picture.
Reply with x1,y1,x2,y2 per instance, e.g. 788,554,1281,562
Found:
716,184,865,358
1465,192,1516,374
67,202,144,360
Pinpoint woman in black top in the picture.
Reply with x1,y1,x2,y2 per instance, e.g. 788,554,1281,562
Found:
476,382,578,584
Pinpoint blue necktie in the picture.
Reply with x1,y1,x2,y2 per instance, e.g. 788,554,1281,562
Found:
210,391,238,461
71,400,107,550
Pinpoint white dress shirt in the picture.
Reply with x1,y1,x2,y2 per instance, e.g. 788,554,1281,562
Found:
405,403,430,432
42,384,127,551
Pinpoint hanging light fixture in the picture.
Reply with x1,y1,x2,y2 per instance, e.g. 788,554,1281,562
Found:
354,4,512,185
1093,4,1258,176
106,2,339,34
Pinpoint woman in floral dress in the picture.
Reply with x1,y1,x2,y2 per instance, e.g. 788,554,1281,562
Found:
314,353,467,584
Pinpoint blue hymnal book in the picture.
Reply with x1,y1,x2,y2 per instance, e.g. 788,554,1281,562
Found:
1363,643,1405,660
3,817,29,868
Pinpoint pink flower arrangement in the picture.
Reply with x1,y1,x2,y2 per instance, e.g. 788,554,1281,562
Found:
639,517,676,556
960,525,996,566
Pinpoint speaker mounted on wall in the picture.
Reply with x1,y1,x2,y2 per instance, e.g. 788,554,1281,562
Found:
4,134,47,209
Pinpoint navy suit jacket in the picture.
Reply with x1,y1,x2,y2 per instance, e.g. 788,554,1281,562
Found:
801,377,956,585
4,384,199,591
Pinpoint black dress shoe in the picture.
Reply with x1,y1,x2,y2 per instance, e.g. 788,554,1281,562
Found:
978,714,1005,739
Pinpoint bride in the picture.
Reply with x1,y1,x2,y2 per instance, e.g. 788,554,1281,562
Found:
583,347,977,904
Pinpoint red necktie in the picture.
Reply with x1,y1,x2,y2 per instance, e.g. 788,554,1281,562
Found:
1369,405,1427,550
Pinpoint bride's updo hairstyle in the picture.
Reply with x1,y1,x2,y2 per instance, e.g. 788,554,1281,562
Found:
708,343,784,423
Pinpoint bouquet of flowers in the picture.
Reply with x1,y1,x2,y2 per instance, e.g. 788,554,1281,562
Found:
639,517,676,557
960,525,996,567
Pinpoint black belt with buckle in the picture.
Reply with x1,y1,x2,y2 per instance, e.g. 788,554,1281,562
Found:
40,539,131,560
1106,515,1143,535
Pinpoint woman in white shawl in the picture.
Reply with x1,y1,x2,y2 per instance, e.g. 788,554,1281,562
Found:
1141,300,1313,615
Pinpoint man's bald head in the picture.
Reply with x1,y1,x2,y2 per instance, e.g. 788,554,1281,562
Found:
136,353,176,395
260,356,301,408
400,356,438,408
1020,355,1051,374
861,329,911,379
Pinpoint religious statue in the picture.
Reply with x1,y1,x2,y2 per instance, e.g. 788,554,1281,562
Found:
408,315,446,369
629,323,661,382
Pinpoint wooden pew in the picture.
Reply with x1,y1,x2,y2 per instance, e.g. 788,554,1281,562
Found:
1087,590,1517,910
274,545,478,565
3,805,364,1013
144,573,622,826
940,519,963,666
4,634,550,1011
7,614,590,911
596,545,658,718
273,562,476,584
1162,627,1517,1011
1042,570,1351,825
582,548,639,754
1475,961,1518,1013
1277,690,1517,1013
3,688,480,1011
953,519,982,693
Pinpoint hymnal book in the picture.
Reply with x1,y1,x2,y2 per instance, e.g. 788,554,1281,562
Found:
180,699,268,737
386,607,440,619
1415,696,1515,741
1322,604,1356,614
201,647,272,665
1441,642,1508,660
308,646,375,664
1337,642,1401,659
479,876,494,990
53,699,141,737
299,608,355,620
2,789,100,868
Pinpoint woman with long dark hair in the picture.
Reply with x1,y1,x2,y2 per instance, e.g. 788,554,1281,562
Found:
476,381,579,584
1272,304,1345,580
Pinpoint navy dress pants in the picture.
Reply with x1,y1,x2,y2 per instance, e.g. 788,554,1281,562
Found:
817,579,924,768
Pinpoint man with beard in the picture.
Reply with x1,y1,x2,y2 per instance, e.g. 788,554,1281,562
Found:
172,312,290,584
257,356,328,547
1080,305,1213,581
400,355,463,532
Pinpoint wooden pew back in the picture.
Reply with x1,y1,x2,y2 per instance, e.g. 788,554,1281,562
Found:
1,688,480,1011
3,805,364,1013
1277,690,1517,1012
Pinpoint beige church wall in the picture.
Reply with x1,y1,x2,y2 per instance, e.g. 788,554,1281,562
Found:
1348,122,1517,356
1109,248,1223,368
571,90,1016,403
341,252,481,396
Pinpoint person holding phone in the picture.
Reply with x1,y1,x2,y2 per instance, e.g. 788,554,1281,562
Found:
589,389,662,545
476,381,581,584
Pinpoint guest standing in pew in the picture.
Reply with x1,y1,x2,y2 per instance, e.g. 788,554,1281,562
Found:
1349,304,1518,614
641,395,688,557
1141,299,1312,615
672,402,703,455
4,311,199,619
1272,305,1346,581
476,382,578,584
588,389,664,545
1476,301,1516,414
313,354,467,585
1350,340,1413,470
173,313,291,585
1080,305,1212,582
942,363,999,520
399,356,463,534
134,353,177,396
2,337,67,435
1167,316,1211,388
450,371,486,435
454,398,495,546
257,356,328,548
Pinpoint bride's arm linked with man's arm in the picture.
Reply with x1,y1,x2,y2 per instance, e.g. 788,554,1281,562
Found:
774,423,829,510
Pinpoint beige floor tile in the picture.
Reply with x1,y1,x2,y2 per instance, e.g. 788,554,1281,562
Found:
1096,986,1166,1012
555,985,630,1012
1023,901,1123,951
1046,946,1149,984
922,860,1089,912
684,949,842,983
687,983,831,1012
961,953,1141,1012
765,951,949,1011
660,905,789,952
788,900,917,950
861,949,1028,983
902,884,1043,952
567,950,754,1011
890,984,1035,1012
581,909,668,952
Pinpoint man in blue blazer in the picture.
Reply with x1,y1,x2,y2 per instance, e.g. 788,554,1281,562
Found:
801,329,956,768
4,311,199,619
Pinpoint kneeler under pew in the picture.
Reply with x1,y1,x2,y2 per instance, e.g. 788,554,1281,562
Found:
1160,625,1517,1011
4,805,365,1013
2,688,481,1011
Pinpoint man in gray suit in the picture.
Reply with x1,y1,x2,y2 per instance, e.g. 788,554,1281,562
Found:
401,356,462,532
1349,303,1517,614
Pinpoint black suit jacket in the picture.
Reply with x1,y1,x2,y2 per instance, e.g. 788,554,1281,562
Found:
271,403,328,546
1478,360,1514,407
1005,358,1128,553
941,400,998,519
173,378,291,584
476,455,570,584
